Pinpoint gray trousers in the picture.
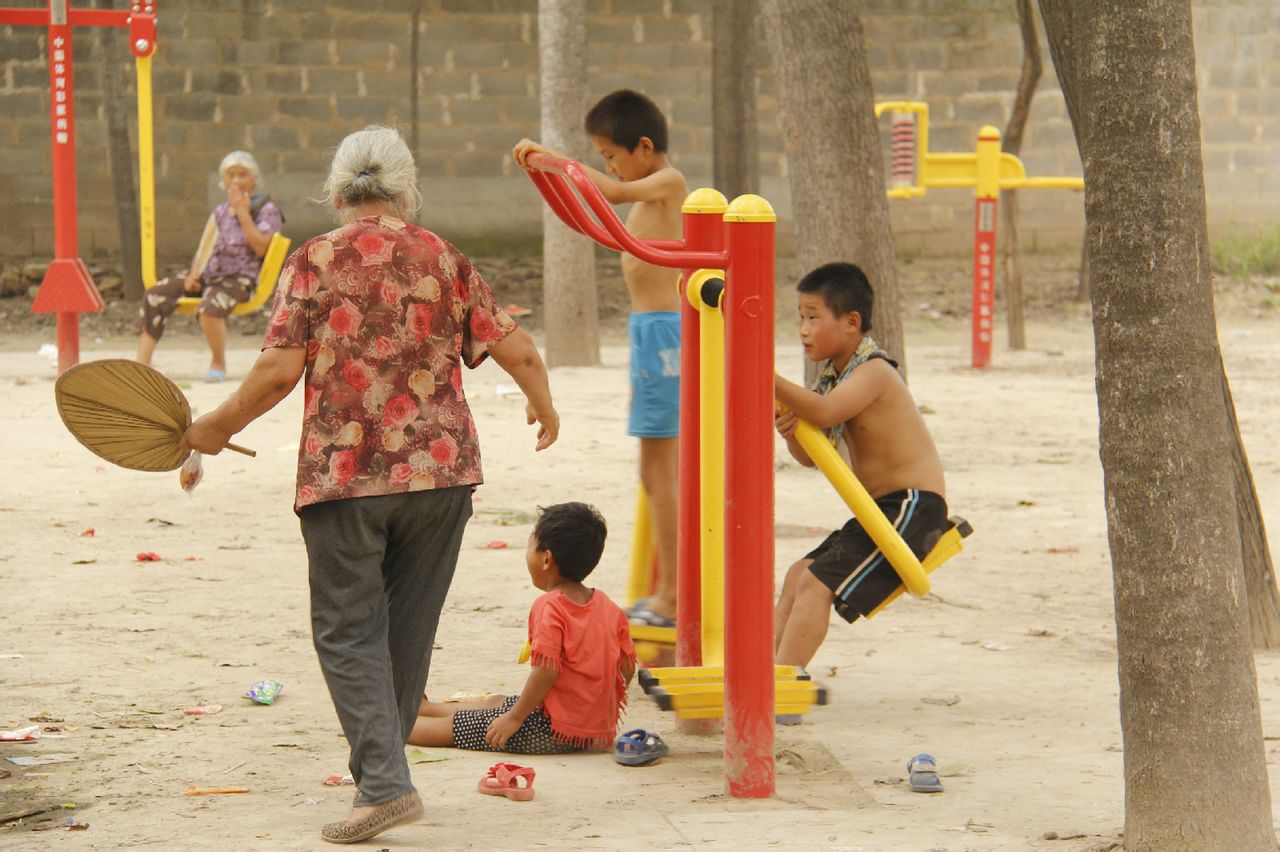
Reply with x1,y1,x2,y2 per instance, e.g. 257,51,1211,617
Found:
299,486,472,805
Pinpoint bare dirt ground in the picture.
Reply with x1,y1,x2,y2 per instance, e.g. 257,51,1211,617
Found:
2,254,1279,850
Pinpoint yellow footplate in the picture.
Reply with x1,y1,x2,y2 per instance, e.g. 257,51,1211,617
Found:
637,665,828,720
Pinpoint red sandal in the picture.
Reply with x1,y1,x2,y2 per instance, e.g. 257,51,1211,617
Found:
477,762,535,801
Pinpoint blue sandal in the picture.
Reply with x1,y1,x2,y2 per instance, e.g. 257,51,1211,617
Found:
628,607,675,629
907,753,944,793
614,728,669,766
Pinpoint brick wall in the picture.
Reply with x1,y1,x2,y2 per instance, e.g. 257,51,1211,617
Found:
1,0,1276,267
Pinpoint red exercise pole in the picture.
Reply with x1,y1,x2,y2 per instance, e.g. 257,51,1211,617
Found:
722,198,776,798
2,0,156,373
971,197,997,369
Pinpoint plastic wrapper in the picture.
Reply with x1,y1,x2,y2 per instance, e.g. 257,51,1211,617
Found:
180,451,204,493
244,679,284,705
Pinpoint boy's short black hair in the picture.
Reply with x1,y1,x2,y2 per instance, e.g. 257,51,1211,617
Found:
797,262,874,332
584,89,669,154
533,502,608,583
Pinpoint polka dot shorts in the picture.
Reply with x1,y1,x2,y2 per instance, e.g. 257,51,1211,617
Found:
451,695,581,755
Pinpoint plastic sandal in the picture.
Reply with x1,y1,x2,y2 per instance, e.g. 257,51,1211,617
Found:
906,753,944,793
627,607,675,629
477,762,535,801
204,368,227,383
614,728,669,766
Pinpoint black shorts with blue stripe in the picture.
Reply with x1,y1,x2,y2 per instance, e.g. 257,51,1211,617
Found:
804,489,949,623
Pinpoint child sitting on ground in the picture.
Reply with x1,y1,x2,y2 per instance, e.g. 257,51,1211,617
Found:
512,90,688,629
772,262,949,669
409,502,636,754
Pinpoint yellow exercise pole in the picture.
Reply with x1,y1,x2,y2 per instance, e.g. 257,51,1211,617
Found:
135,53,156,288
686,268,726,666
789,417,931,598
627,485,655,607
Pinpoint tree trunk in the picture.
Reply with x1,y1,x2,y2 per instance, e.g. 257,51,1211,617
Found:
95,0,142,300
712,0,759,200
1222,353,1280,649
760,0,906,377
537,0,598,367
1001,0,1041,351
1040,2,1275,848
1075,234,1089,301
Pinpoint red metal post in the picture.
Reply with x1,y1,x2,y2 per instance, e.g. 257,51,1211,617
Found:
971,197,997,369
721,196,776,798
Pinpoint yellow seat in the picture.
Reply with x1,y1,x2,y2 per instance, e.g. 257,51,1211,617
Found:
173,232,291,316
649,679,829,720
638,664,809,694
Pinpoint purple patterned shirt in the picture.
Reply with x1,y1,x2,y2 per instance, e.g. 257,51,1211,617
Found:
202,199,283,280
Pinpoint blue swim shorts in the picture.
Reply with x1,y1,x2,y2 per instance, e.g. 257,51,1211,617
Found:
628,311,681,439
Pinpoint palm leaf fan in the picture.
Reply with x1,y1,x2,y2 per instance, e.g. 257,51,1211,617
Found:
54,359,254,472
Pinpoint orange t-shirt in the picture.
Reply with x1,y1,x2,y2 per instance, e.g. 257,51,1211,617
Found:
527,589,636,749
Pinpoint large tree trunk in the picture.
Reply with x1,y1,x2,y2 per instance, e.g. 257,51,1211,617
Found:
537,0,598,367
761,0,906,377
1001,0,1041,351
712,0,759,200
1040,2,1275,848
1223,353,1280,649
95,0,142,300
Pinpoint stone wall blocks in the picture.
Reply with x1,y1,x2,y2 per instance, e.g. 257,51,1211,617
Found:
278,96,334,122
164,93,219,122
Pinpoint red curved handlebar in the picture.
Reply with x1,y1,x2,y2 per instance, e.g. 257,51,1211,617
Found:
522,153,727,270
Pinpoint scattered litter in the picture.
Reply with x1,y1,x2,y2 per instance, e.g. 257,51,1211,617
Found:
272,742,304,748
217,660,251,667
184,785,249,796
244,679,284,705
29,712,62,723
146,517,176,526
484,540,509,549
495,383,523,397
5,753,78,766
0,768,10,779
184,705,222,716
1043,830,1087,841
179,452,204,493
33,816,86,832
38,342,58,362
1027,627,1055,637
323,773,355,786
874,775,904,785
0,653,23,660
136,552,162,562
405,748,449,764
79,528,95,537
921,695,961,707
446,690,493,702
1046,546,1078,554
0,725,41,742
981,641,1011,652
504,303,533,318
1017,499,1036,507
71,559,97,565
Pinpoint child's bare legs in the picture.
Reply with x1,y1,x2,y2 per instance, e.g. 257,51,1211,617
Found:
198,312,228,374
408,695,506,747
136,331,158,366
639,436,679,619
774,559,835,668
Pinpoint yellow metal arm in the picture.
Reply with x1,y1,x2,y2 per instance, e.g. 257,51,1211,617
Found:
788,417,931,598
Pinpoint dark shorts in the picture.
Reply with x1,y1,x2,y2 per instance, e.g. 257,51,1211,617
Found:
450,695,581,755
805,489,949,623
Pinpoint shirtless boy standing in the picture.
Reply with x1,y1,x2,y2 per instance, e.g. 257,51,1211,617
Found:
514,90,688,627
772,262,949,667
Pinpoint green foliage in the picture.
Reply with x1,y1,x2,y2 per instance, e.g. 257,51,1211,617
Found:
1211,227,1280,278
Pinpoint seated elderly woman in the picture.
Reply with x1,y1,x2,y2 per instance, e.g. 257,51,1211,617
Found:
135,150,284,381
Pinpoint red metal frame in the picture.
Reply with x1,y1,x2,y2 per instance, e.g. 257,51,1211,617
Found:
0,1,157,373
522,154,775,797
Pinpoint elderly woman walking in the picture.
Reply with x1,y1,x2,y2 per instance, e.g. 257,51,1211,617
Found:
182,126,558,844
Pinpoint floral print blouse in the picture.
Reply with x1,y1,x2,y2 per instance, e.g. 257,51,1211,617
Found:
262,215,517,512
